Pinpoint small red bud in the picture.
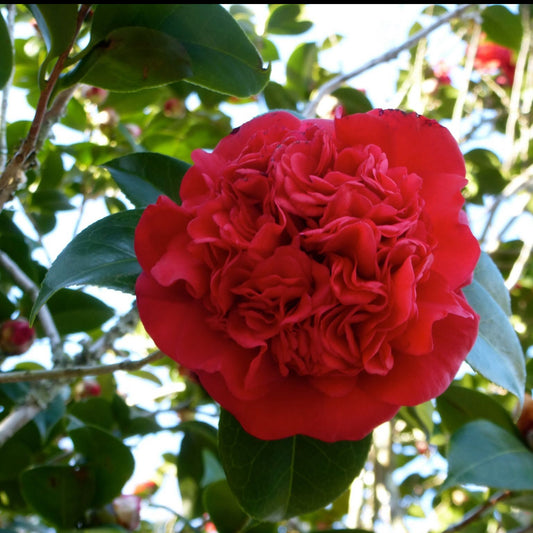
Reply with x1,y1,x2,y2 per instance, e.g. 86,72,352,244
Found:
163,97,185,118
0,318,36,355
132,480,158,498
83,86,109,105
74,379,102,399
516,393,533,449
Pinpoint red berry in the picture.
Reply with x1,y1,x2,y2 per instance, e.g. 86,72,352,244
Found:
0,318,36,355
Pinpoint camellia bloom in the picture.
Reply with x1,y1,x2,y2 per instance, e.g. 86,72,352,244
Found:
135,109,480,442
474,38,516,86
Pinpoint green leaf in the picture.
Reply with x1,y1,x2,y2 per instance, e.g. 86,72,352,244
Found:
265,4,313,35
444,419,533,491
46,288,115,335
0,12,13,89
465,253,525,405
104,152,189,207
178,420,224,518
69,424,135,507
436,385,519,436
74,26,193,92
69,397,115,431
26,4,79,58
481,5,522,52
30,209,142,323
87,4,270,97
20,465,96,528
218,410,372,522
286,42,318,100
203,479,250,533
331,87,373,114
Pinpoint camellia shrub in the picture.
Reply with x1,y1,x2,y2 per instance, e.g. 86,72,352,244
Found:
0,4,531,533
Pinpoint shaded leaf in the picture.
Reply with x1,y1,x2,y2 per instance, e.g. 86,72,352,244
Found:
26,4,79,58
30,209,142,323
437,385,519,436
104,152,189,207
0,12,13,89
76,26,192,92
444,420,533,490
203,479,250,533
265,4,312,35
218,409,372,522
20,465,96,528
69,424,135,507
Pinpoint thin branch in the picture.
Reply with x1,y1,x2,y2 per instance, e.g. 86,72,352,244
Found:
0,404,41,447
440,491,512,533
0,350,165,384
302,4,478,118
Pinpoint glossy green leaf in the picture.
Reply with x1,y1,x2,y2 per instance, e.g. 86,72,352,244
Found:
104,152,189,207
69,397,115,431
46,288,115,335
20,465,96,528
286,42,318,100
0,12,13,89
437,385,519,436
69,424,135,507
465,253,525,405
30,209,142,323
218,410,372,522
178,420,224,518
86,4,270,96
481,5,522,52
26,4,79,58
0,439,33,481
444,419,533,490
74,26,193,92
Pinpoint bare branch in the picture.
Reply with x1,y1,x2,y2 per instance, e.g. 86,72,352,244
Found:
302,4,478,118
0,350,166,384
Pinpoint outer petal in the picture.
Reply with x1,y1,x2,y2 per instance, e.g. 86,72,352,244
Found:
199,370,399,442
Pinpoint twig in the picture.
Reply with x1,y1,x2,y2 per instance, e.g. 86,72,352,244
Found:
302,4,478,118
440,490,512,533
0,403,41,447
0,350,165,384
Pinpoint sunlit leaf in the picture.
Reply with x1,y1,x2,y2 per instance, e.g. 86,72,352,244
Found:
465,253,525,405
481,4,522,52
444,419,533,490
218,409,372,522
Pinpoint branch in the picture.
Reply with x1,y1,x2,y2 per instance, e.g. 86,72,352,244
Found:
0,4,15,172
302,4,478,118
0,4,91,212
440,491,512,533
0,350,166,384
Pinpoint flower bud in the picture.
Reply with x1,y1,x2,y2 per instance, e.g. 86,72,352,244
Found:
0,318,36,355
74,379,102,400
132,480,158,498
112,494,141,531
516,393,533,449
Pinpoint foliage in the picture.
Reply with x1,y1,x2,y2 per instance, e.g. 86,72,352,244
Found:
0,3,531,533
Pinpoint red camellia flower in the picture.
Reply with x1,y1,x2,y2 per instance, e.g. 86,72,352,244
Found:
134,109,480,442
474,38,516,86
